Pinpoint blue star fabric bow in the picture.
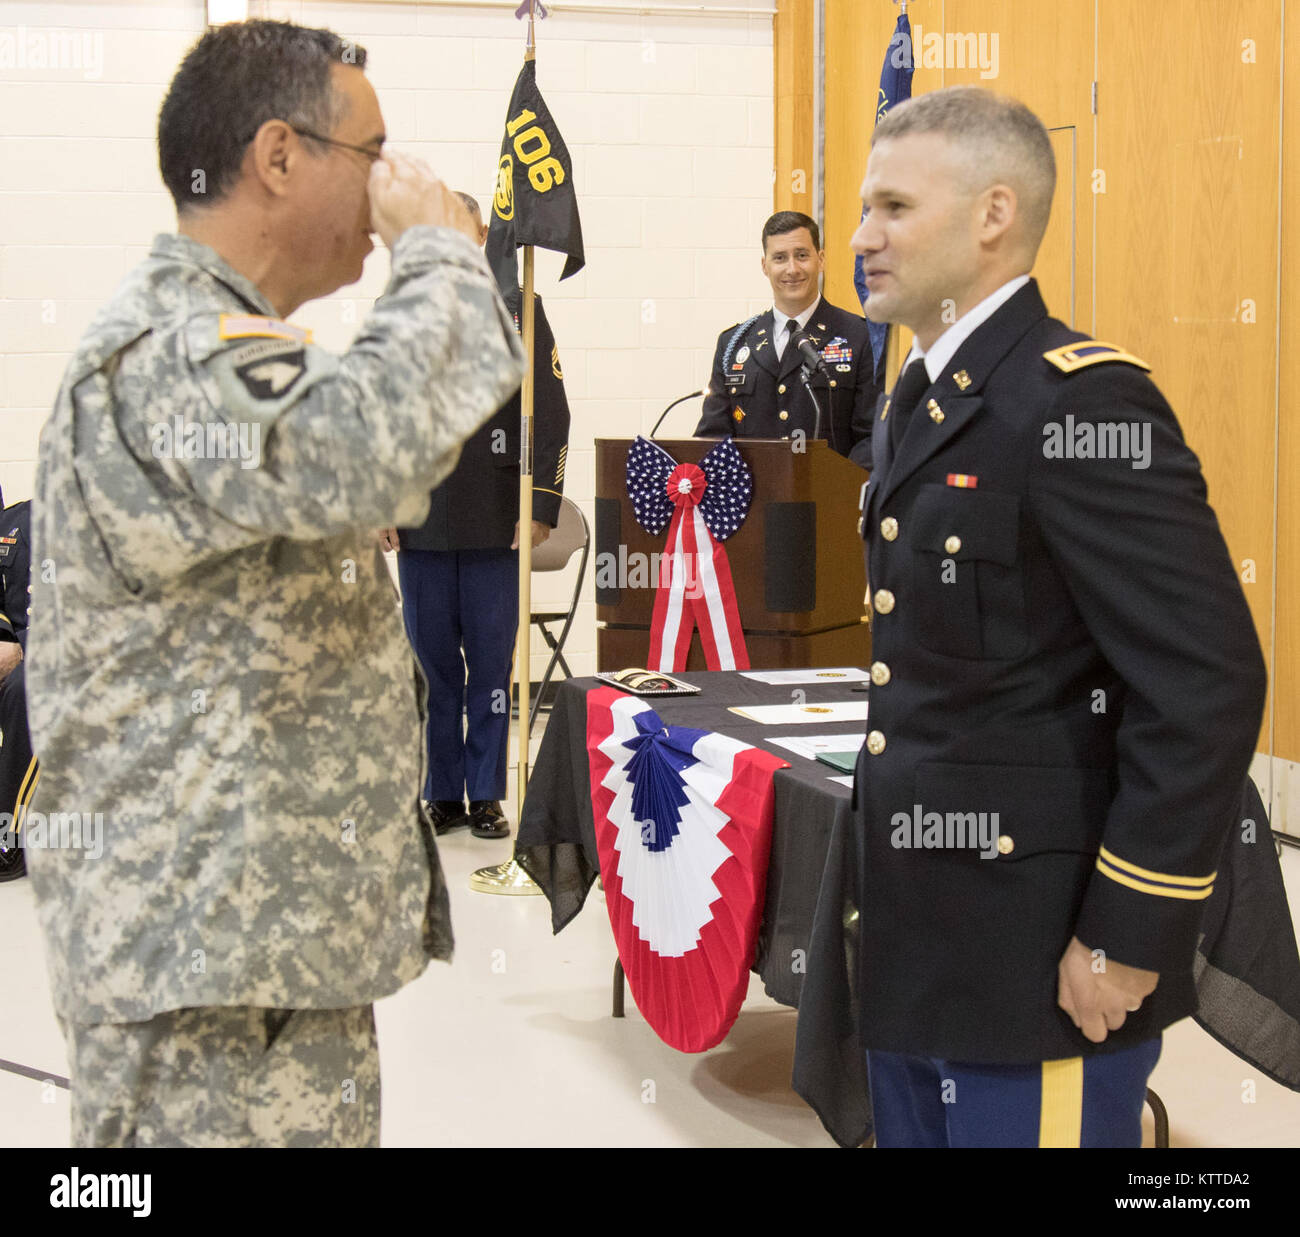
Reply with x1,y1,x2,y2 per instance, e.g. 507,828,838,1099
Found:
625,436,753,542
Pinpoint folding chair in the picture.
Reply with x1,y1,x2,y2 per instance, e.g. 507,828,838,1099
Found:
528,496,589,736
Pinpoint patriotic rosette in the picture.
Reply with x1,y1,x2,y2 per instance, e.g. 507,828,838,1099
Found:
586,688,789,1052
625,435,752,672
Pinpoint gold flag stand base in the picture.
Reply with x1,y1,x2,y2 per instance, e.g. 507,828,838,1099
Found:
469,856,543,896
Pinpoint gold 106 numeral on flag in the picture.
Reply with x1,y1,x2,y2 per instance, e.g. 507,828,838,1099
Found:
506,109,566,191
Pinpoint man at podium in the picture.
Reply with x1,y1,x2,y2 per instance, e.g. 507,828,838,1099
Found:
695,211,879,466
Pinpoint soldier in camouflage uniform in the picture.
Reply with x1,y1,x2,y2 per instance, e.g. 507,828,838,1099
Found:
25,21,525,1147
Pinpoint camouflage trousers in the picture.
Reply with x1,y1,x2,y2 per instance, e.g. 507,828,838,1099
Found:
58,1004,379,1147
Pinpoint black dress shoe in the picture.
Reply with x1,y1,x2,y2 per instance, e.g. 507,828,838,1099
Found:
426,800,469,836
468,800,511,840
0,842,25,882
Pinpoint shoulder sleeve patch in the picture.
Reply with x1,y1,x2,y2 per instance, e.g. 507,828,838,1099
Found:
1043,340,1151,374
188,323,339,434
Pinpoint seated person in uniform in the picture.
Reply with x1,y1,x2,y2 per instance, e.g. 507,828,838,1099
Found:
0,485,33,882
695,211,880,466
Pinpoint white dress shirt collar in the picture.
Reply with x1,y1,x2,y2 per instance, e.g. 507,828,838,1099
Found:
773,299,821,358
903,275,1031,382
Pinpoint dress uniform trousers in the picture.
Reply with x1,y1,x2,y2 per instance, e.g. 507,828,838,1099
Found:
0,661,36,865
58,1004,380,1148
867,1038,1161,1148
397,548,518,803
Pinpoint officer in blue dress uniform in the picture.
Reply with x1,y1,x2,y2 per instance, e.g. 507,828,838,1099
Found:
695,211,879,466
381,194,570,840
0,486,34,882
850,88,1267,1147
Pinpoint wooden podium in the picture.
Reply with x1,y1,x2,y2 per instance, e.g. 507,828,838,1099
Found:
595,438,871,671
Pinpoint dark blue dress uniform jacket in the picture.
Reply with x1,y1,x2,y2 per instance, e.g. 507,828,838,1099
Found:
694,297,880,464
0,501,30,651
400,295,569,550
854,280,1268,1063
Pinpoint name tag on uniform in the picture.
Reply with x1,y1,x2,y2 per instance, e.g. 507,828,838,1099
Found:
724,373,746,388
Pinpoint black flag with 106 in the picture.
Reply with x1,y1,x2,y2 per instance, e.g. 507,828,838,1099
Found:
485,60,585,311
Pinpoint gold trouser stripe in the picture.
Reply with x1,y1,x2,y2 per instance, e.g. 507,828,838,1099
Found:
13,756,40,831
1096,857,1214,900
1039,1057,1084,1147
1098,845,1215,887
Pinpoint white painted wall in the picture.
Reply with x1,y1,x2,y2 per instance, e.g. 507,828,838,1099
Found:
0,0,776,678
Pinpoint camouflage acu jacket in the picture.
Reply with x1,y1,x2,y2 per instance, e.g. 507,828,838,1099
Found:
26,228,526,1023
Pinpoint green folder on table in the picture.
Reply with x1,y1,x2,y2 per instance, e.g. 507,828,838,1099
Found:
815,750,859,775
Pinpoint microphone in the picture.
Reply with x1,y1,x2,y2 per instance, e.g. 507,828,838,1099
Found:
650,387,709,439
789,328,825,445
789,326,826,374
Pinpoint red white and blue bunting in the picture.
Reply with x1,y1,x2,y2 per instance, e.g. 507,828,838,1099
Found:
626,435,752,672
586,688,789,1052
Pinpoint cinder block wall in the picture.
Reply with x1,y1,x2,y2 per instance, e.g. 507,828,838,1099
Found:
0,0,775,680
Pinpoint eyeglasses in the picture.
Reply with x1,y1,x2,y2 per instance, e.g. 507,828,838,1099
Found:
290,126,384,163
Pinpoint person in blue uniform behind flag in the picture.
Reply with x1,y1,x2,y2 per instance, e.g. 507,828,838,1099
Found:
850,87,1267,1147
380,192,571,841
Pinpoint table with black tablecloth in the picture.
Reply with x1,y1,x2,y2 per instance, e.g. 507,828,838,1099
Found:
516,672,1300,1148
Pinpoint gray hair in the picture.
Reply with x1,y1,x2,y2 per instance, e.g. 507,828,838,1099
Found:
874,86,1056,253
456,191,482,222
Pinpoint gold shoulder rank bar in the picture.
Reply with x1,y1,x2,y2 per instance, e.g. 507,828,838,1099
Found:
1095,846,1215,901
1043,341,1150,374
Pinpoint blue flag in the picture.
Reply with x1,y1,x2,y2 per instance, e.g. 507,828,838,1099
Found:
854,13,914,383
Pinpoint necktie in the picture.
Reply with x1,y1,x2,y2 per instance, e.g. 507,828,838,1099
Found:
888,358,931,451
777,317,796,361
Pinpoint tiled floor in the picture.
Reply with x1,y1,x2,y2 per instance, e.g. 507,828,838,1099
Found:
4,735,1299,1148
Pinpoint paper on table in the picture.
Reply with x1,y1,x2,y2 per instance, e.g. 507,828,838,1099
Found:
769,732,867,762
738,667,870,685
728,701,869,725
828,775,855,789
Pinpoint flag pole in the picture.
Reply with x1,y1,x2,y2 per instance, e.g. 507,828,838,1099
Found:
518,13,538,817
471,2,544,896
517,251,536,791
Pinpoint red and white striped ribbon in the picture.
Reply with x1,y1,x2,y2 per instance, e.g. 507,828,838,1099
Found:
647,463,750,672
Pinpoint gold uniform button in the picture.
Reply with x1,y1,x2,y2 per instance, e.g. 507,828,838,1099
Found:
997,835,1015,855
928,399,945,424
871,661,891,686
881,517,899,541
944,535,962,555
778,384,787,394
866,730,887,755
830,380,838,388
779,410,789,422
873,589,895,614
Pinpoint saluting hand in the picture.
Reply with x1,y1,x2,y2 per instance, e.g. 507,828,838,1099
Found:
368,153,480,250
376,528,400,553
1057,935,1159,1044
